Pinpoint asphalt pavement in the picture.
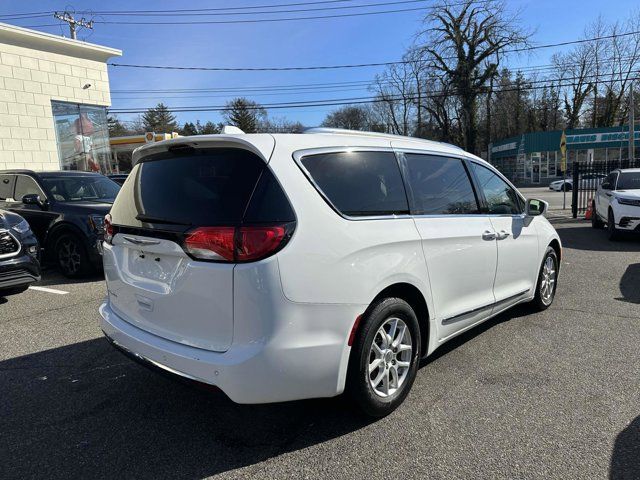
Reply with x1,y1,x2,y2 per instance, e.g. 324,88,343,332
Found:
1,218,639,479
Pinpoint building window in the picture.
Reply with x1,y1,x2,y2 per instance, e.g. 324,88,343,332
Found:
51,101,112,173
548,151,557,177
608,148,621,163
594,148,606,162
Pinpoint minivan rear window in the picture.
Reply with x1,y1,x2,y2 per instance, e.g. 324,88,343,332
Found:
300,151,409,217
110,148,269,228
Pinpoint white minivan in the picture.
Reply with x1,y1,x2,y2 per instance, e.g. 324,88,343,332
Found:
99,128,561,416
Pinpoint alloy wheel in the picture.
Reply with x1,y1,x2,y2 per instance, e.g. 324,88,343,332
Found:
59,239,81,275
368,317,413,398
540,256,557,306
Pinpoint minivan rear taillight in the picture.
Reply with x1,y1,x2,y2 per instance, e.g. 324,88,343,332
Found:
184,224,292,263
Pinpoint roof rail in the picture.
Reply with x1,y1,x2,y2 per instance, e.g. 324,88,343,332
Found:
303,127,463,149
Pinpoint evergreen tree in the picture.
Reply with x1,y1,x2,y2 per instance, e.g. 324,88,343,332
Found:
141,103,178,133
181,121,198,136
107,115,129,137
199,121,222,134
222,98,266,133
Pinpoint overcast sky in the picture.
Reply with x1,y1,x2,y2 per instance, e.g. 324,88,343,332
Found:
2,0,639,128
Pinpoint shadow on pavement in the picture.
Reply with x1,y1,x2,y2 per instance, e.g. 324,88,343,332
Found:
0,337,374,479
617,264,640,304
0,298,537,479
554,224,640,253
34,269,104,287
610,415,640,479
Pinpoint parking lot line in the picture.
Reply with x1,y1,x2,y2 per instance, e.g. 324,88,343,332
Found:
29,286,69,295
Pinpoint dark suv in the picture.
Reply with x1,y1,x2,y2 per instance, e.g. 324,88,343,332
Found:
0,170,120,277
0,209,40,296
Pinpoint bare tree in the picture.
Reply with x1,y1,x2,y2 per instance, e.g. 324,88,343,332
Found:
370,60,417,135
599,13,640,126
321,105,373,131
553,45,594,129
418,0,530,153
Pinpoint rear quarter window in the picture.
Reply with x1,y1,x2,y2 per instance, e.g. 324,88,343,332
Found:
299,151,409,217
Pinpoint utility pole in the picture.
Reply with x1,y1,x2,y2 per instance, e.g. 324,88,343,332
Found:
53,11,93,40
630,82,636,163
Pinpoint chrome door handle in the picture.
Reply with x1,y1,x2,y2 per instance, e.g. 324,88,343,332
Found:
482,230,497,241
496,230,511,240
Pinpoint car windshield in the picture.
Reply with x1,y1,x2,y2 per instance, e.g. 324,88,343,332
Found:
617,172,640,190
41,176,121,203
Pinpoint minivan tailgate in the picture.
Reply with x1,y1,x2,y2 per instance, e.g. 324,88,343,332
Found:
104,234,233,352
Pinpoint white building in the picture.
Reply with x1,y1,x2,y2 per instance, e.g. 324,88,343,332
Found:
0,23,121,172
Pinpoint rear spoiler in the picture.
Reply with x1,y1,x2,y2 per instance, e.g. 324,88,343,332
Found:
131,134,276,166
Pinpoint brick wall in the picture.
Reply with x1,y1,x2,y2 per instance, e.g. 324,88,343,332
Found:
0,42,112,171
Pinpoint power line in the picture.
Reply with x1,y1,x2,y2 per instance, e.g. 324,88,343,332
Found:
108,73,640,114
108,54,640,96
79,0,366,14
81,0,434,17
109,68,640,100
9,0,485,17
93,6,429,24
107,30,640,72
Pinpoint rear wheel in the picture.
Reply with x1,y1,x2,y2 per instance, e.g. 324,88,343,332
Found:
591,202,604,229
562,183,572,192
55,234,91,278
608,209,620,241
347,298,421,417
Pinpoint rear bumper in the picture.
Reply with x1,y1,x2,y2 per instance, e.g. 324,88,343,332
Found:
99,299,363,404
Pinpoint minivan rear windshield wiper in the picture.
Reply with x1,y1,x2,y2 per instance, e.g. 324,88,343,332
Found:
135,214,191,226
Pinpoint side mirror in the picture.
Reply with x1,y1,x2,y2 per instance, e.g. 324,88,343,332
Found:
526,198,547,217
601,182,612,190
22,194,48,210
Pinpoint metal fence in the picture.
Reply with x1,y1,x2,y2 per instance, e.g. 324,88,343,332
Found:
571,158,640,218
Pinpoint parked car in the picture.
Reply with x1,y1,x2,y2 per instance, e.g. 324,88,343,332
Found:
549,173,607,191
99,128,561,417
592,168,640,239
0,170,120,277
107,173,129,186
0,209,40,297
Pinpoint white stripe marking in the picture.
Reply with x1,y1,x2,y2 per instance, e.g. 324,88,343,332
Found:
29,286,69,295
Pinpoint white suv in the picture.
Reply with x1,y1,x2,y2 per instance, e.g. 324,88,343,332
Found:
99,128,561,416
592,168,640,239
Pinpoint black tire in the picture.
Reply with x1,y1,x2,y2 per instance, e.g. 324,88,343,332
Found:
0,285,29,297
346,297,421,417
55,233,91,278
591,202,604,229
531,247,559,312
563,183,572,192
608,209,620,241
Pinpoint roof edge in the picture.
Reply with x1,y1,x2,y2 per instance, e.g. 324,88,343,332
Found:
0,23,122,62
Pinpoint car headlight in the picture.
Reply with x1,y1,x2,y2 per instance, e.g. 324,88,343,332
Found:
617,197,640,207
88,214,106,232
11,219,31,235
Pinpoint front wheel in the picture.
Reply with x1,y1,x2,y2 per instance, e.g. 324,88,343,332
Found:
346,298,421,417
531,247,559,311
608,209,621,241
55,234,91,278
591,202,604,229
